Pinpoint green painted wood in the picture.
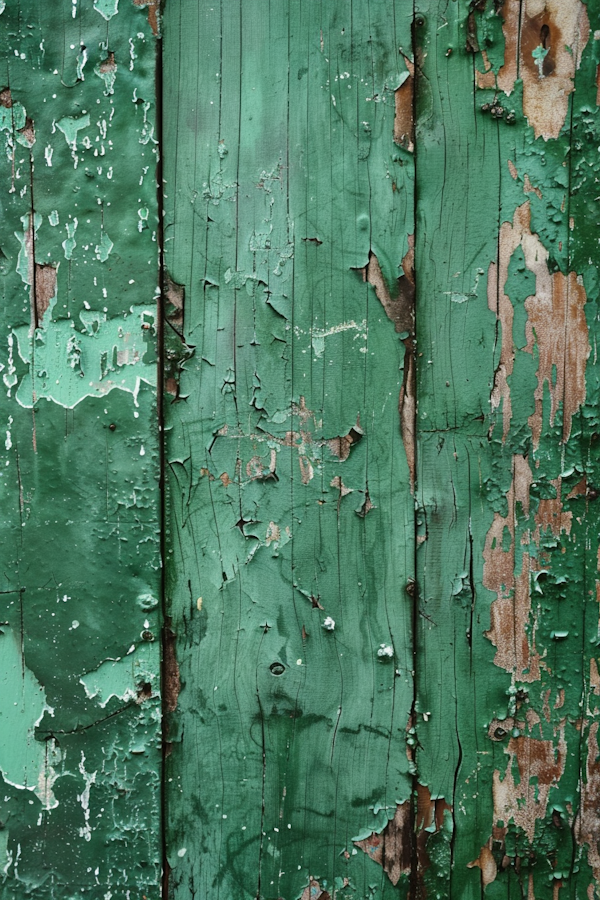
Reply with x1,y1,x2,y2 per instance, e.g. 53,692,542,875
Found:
0,2,161,896
414,1,600,898
5,1,600,898
162,2,417,898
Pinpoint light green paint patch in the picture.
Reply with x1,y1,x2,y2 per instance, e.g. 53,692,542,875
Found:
76,47,88,81
12,304,156,408
15,213,41,285
62,217,78,259
80,642,156,708
0,103,25,132
55,113,90,150
93,0,118,20
95,230,113,261
0,628,56,808
294,319,368,359
94,61,116,95
48,210,59,227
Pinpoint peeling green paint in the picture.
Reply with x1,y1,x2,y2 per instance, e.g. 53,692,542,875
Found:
163,2,415,898
0,0,161,895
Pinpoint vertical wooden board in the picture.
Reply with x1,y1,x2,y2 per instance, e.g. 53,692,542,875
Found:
162,2,416,898
414,1,600,897
0,2,161,896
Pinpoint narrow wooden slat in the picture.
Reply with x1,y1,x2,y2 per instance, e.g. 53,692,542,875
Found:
0,2,161,895
162,2,416,897
415,2,600,897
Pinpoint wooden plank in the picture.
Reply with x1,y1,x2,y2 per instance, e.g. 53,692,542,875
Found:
414,1,600,897
162,2,417,897
0,2,161,896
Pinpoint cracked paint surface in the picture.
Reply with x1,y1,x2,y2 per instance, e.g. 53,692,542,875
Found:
416,1,600,897
0,0,160,896
163,2,416,898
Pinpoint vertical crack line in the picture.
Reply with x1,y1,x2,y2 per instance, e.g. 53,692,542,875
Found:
155,18,168,900
409,4,420,898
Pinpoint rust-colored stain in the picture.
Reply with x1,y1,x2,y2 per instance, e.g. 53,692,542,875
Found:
353,802,412,886
394,60,414,151
34,263,56,327
133,0,160,35
484,455,543,682
485,0,589,139
494,731,566,842
163,621,181,714
467,843,497,887
488,202,589,446
525,269,589,446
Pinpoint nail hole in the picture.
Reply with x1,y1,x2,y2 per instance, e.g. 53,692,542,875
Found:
540,24,550,48
270,662,285,676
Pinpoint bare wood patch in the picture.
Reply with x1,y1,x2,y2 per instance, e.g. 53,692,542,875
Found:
34,264,56,326
493,731,566,841
163,620,181,713
492,0,589,138
525,270,589,446
394,60,414,151
354,802,412,885
300,880,331,900
489,202,589,445
467,843,497,887
133,0,159,35
484,455,543,682
575,721,600,880
365,243,415,488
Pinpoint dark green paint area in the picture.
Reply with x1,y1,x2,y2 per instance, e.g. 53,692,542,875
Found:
0,1,160,896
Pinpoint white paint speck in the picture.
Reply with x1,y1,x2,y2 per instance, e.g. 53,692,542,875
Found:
322,617,335,631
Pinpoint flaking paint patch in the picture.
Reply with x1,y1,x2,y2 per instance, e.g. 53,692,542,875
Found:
0,627,56,809
80,643,155,708
12,304,156,408
576,721,600,883
353,801,411,885
478,0,589,139
489,202,589,445
493,730,566,841
467,843,497,887
484,455,543,682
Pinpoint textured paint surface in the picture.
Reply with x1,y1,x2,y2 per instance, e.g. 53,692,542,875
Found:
164,1,600,898
0,1,161,896
162,2,416,898
415,1,600,897
6,0,600,898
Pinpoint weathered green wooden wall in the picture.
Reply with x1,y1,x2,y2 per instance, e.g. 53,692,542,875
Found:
163,0,600,898
4,0,600,898
0,1,161,896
